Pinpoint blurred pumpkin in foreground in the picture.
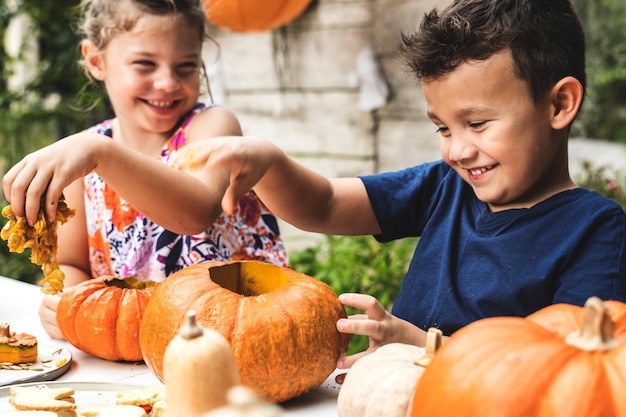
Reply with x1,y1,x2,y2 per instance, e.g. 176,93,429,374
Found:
411,297,626,417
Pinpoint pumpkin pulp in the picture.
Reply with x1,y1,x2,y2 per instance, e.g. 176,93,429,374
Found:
209,262,288,296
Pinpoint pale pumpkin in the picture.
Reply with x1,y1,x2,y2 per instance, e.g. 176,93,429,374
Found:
163,310,241,417
411,297,626,417
56,276,157,361
140,260,349,403
201,386,284,417
202,0,313,32
337,328,442,417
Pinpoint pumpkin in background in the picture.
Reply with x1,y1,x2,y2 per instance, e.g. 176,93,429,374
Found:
411,297,626,417
140,260,349,403
337,328,442,417
56,276,157,362
202,0,313,32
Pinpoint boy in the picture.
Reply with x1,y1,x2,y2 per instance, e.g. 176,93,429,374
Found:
178,0,626,367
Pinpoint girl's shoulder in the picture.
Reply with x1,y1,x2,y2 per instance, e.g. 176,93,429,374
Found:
88,119,114,137
168,103,217,150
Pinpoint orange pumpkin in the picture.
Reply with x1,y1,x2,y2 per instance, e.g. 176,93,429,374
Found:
411,297,626,417
202,0,313,32
56,276,157,362
139,260,349,403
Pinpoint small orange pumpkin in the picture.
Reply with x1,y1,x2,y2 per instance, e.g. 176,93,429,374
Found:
139,260,348,403
202,0,313,32
56,276,157,362
411,297,626,417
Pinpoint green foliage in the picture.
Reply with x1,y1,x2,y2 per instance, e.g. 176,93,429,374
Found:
289,235,419,355
0,0,111,170
0,1,109,283
572,0,626,142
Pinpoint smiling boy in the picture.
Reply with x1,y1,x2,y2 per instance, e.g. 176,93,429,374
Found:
178,0,626,366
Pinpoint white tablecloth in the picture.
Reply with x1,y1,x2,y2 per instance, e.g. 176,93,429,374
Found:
0,276,340,415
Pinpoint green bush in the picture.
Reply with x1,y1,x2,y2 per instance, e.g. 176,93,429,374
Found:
575,160,626,210
289,234,419,355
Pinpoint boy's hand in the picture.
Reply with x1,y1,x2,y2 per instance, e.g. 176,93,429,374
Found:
336,293,427,369
175,136,280,214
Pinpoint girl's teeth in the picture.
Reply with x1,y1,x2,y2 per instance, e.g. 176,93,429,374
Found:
148,100,174,108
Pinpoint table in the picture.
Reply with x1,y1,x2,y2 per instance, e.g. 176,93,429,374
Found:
0,276,340,415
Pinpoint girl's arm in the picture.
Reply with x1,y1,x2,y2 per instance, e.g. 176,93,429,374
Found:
3,107,241,235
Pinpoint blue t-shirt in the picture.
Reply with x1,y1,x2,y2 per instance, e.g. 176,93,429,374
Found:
360,160,626,336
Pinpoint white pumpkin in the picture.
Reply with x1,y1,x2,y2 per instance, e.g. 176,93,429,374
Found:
201,386,284,417
337,328,442,417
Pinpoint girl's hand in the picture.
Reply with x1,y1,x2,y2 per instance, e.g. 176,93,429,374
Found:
2,133,102,225
39,294,64,340
335,293,427,369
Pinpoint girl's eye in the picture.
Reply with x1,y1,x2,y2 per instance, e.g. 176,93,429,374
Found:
134,60,155,67
469,121,487,129
435,126,449,134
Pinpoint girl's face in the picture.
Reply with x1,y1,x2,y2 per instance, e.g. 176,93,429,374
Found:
84,14,202,139
422,51,572,212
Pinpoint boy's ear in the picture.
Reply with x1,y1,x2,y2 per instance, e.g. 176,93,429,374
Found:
550,76,583,130
81,40,105,81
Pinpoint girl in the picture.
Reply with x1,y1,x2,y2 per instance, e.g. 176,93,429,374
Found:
2,0,288,339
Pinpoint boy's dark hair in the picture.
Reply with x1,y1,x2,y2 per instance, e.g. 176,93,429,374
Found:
400,0,586,103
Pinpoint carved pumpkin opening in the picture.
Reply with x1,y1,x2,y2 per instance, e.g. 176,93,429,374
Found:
208,262,288,296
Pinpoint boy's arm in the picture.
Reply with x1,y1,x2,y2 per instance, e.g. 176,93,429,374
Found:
181,136,382,236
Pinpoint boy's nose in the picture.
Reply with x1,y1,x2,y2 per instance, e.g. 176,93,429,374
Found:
447,134,476,162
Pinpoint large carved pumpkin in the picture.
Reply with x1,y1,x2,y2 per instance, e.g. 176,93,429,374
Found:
202,0,313,32
56,276,157,362
411,297,626,417
139,260,348,403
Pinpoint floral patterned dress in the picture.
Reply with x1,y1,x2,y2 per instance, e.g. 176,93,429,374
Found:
84,103,289,282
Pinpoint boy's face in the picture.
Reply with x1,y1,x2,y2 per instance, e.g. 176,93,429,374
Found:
423,50,572,212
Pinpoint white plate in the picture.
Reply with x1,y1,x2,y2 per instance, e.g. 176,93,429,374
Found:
0,342,72,387
0,381,147,414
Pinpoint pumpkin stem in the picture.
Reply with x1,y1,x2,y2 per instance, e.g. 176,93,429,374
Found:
415,327,443,367
180,310,204,340
565,296,619,352
0,323,17,344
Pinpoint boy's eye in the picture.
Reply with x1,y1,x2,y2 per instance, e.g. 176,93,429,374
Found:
435,126,449,134
469,121,487,129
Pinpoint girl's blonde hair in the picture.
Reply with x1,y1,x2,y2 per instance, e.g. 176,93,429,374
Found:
78,0,208,50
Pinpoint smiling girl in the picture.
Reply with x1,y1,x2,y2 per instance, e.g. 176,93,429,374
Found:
2,0,288,339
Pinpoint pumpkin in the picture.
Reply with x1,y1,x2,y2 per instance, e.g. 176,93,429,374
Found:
0,323,38,364
56,276,157,362
201,386,284,417
411,297,626,417
202,0,313,33
163,310,241,417
139,260,349,403
337,328,442,417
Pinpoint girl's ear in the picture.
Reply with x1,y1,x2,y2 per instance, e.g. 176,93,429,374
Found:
550,76,584,130
81,40,105,81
